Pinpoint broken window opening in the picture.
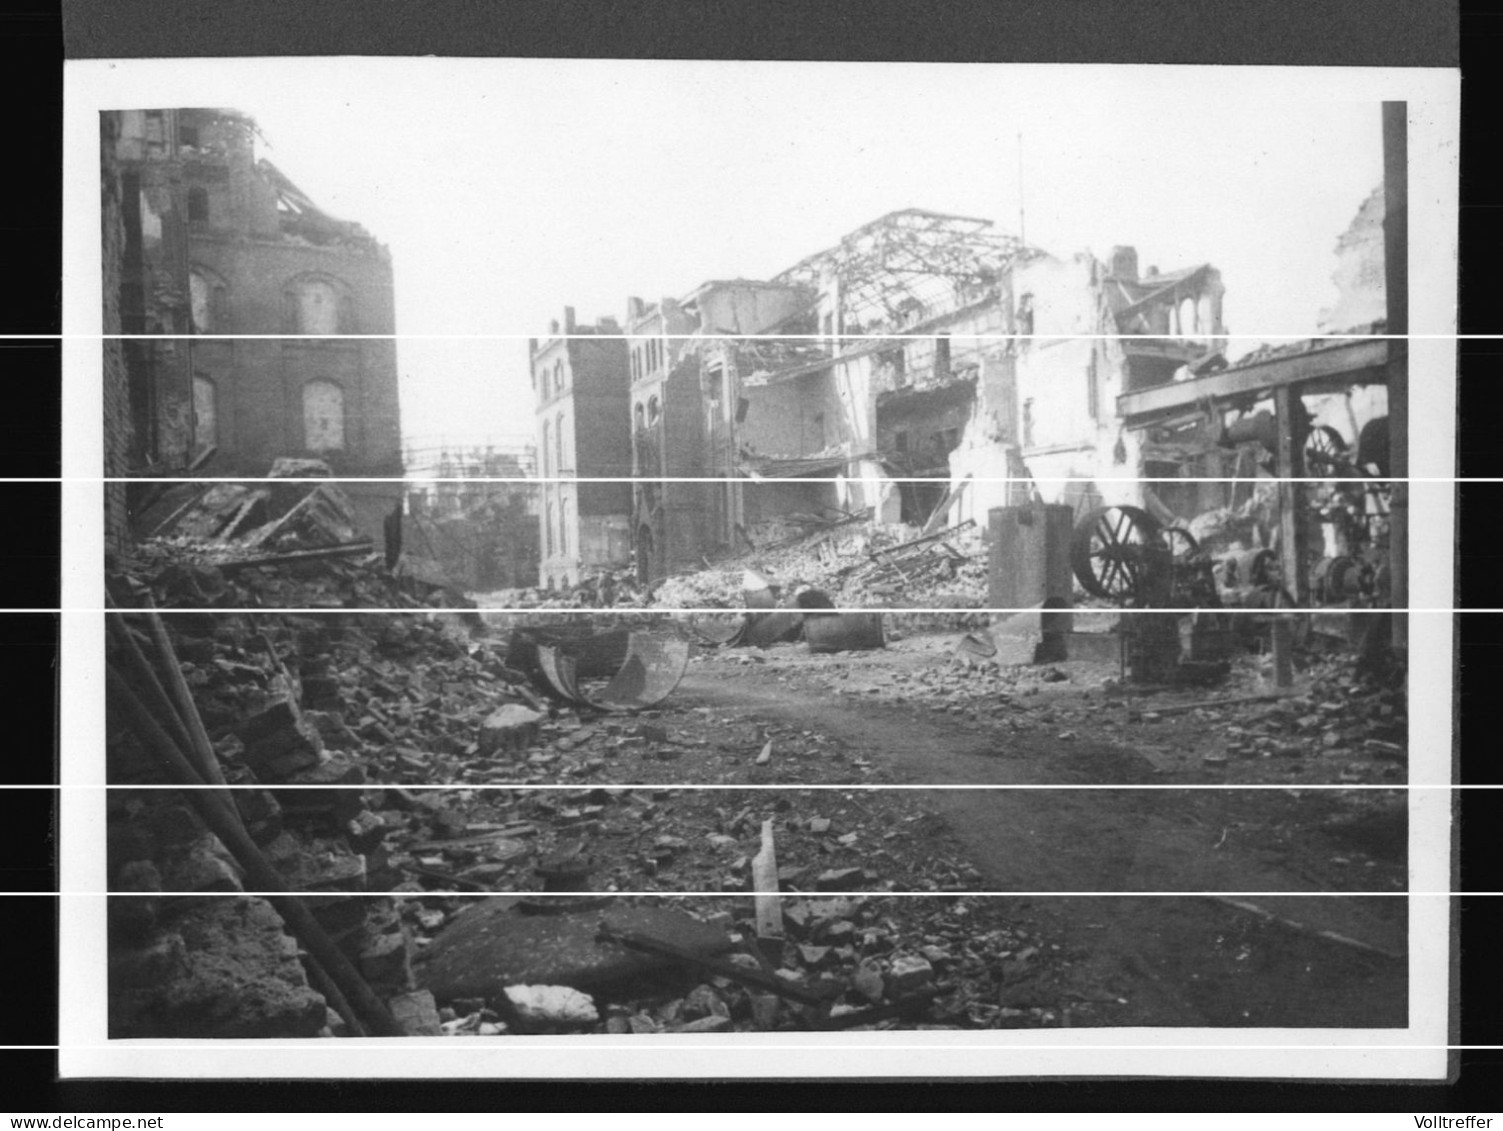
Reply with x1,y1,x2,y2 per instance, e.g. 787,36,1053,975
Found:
284,277,351,335
187,186,209,223
192,375,217,454
302,379,345,453
882,347,907,389
647,395,661,427
934,334,951,379
178,123,199,149
707,366,724,404
634,402,646,432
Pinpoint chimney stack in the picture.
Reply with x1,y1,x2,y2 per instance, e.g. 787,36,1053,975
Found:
1109,245,1139,280
563,306,577,333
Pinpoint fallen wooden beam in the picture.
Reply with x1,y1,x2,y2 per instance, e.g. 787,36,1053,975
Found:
217,541,374,572
752,818,783,949
106,666,405,1037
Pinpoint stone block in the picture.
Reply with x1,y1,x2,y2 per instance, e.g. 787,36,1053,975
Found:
479,703,547,757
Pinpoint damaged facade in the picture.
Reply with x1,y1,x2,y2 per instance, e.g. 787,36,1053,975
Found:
101,108,404,541
580,208,1235,583
405,446,541,592
530,309,633,590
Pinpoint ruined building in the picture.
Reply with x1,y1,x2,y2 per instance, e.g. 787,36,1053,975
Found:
625,281,818,581
613,208,1230,582
405,445,540,592
530,309,632,590
101,108,403,540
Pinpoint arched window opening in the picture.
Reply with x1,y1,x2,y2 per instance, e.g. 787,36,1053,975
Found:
553,361,564,397
189,269,226,334
554,412,565,473
544,502,554,557
302,379,345,452
192,375,217,454
540,421,551,476
647,395,661,426
283,276,355,334
634,402,646,431
1178,296,1198,338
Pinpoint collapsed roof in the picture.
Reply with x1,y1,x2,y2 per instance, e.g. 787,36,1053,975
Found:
258,158,377,246
773,208,1043,333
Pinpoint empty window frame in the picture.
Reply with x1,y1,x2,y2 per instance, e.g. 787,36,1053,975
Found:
302,379,345,452
188,268,227,334
192,375,217,453
283,277,352,335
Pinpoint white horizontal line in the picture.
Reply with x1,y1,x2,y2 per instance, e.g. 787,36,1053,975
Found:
73,606,1445,613
40,1044,1468,1051
51,783,1430,790
66,890,1418,898
30,332,1455,340
73,476,1426,484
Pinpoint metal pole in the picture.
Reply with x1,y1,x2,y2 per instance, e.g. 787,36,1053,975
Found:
1382,102,1408,657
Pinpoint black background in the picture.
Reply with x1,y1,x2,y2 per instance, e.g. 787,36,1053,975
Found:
6,0,1493,1113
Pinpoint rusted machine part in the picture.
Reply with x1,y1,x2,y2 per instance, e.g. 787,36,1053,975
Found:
535,643,583,702
532,633,690,712
594,633,691,711
793,589,837,610
1222,408,1279,449
1123,612,1181,684
507,625,631,680
742,608,804,647
1222,548,1277,590
804,612,885,653
1071,505,1167,603
1310,555,1366,603
686,613,746,647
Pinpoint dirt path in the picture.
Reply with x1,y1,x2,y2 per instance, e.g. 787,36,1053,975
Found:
675,668,1408,1028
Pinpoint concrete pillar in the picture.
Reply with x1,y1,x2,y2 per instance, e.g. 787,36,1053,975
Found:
987,503,1074,611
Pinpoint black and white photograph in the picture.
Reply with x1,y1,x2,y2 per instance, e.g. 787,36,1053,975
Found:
61,57,1458,1080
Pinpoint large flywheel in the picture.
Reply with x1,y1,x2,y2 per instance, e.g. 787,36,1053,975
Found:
1071,505,1164,602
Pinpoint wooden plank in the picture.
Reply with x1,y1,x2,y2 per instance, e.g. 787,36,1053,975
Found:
1273,385,1310,604
751,819,783,945
1117,338,1389,422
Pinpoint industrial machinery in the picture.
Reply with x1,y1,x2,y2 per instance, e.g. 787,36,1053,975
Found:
1070,505,1233,684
